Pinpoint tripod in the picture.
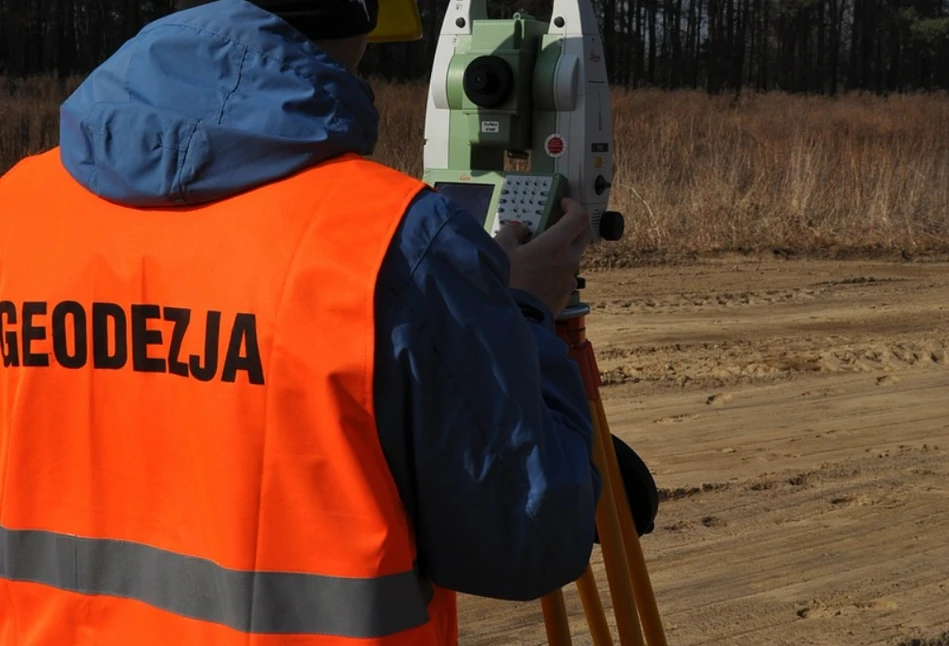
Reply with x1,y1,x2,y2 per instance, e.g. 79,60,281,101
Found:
539,299,668,646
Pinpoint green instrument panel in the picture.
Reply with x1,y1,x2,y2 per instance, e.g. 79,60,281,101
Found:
425,169,569,237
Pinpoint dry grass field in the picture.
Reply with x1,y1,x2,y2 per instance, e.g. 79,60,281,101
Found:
3,76,949,260
374,82,949,263
3,76,949,645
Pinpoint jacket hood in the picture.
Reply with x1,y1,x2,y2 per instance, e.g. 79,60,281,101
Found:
59,0,379,208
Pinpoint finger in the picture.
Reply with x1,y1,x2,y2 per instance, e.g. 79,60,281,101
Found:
567,218,594,267
543,198,592,244
493,221,530,251
572,216,594,252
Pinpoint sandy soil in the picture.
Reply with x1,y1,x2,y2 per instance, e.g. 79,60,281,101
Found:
457,255,949,646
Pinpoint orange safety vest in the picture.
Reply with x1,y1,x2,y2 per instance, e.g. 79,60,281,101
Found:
0,149,458,645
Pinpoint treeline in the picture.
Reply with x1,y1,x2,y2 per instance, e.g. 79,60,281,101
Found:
1,0,948,93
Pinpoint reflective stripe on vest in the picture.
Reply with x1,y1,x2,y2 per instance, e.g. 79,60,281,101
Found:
0,526,432,637
0,150,458,645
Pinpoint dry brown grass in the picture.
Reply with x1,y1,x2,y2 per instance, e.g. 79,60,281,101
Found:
3,75,948,263
598,88,949,265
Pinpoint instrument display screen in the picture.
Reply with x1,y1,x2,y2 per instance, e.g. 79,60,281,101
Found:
434,182,496,226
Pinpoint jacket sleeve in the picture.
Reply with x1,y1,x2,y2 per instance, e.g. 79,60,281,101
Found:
372,188,602,602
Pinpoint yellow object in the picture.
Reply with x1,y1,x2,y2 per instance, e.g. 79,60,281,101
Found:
540,316,668,646
369,0,423,42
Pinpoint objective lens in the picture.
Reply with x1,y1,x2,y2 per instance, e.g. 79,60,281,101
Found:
463,56,514,109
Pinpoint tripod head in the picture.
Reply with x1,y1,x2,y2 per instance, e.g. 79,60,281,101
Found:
422,0,625,252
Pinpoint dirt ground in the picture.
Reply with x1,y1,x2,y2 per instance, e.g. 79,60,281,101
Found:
456,255,949,646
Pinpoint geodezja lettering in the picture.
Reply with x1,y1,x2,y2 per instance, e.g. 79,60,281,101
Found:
0,300,265,385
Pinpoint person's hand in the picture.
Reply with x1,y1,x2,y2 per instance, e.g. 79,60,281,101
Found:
493,197,594,315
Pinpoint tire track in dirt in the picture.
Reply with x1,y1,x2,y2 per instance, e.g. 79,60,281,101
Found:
584,261,949,393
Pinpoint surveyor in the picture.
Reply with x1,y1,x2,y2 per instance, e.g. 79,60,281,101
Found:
0,0,604,644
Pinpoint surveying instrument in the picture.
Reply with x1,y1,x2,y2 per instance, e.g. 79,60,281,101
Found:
422,0,668,643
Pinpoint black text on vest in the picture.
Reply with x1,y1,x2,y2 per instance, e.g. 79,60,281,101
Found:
0,301,265,385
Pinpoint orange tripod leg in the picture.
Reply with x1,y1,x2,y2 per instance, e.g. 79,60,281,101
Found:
540,589,573,646
596,397,668,646
545,313,668,646
576,565,614,646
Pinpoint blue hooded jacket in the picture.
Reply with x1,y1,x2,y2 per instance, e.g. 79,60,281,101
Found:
58,0,601,602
